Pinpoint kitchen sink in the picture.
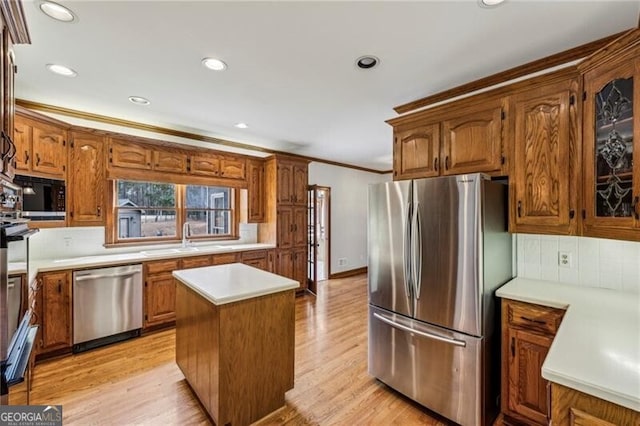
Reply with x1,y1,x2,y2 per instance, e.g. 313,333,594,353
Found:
141,247,199,257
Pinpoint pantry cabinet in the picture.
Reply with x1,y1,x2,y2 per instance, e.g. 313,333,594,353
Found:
391,97,506,181
68,130,105,226
501,299,565,425
581,43,640,241
510,77,579,235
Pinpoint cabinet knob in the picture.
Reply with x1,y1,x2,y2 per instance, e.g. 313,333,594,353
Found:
97,206,102,217
517,201,522,218
434,158,438,172
445,156,450,170
57,280,62,293
36,153,40,166
24,150,28,164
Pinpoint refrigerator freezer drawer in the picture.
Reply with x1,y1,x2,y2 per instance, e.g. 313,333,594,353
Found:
368,305,483,426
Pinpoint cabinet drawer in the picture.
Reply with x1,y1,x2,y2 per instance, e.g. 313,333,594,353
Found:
145,260,180,275
506,300,564,335
181,256,212,269
241,250,267,261
212,253,239,265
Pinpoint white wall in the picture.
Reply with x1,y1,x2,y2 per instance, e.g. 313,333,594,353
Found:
308,162,391,275
516,234,640,293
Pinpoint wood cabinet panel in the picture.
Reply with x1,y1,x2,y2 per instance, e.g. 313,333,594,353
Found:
394,123,440,180
153,150,188,174
109,139,152,170
277,163,294,204
293,246,307,291
277,207,294,249
441,104,503,175
502,299,565,426
247,159,265,222
189,153,220,177
293,206,307,247
211,252,238,265
551,383,640,426
145,272,176,327
276,249,294,281
511,79,577,234
220,157,245,180
40,271,72,351
69,131,105,226
13,118,29,171
31,122,66,177
145,259,180,275
181,255,212,269
292,164,308,206
242,250,268,271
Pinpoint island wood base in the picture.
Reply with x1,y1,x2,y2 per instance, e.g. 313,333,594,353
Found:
175,280,295,426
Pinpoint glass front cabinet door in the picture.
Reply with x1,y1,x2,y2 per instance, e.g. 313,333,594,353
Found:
583,57,640,240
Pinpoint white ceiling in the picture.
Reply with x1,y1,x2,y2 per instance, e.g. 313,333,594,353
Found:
14,0,640,171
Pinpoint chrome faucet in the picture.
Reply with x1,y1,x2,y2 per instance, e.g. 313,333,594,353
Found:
182,222,191,248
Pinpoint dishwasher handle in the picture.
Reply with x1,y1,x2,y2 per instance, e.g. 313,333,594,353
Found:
75,271,141,281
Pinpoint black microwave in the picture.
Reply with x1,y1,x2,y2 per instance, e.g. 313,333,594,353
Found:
13,175,66,220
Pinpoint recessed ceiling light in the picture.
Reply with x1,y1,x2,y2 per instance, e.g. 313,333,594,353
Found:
356,55,379,70
128,96,151,106
479,0,506,7
202,58,227,71
234,123,249,129
38,1,76,22
45,63,77,77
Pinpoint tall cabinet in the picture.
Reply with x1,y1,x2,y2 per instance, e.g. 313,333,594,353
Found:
260,155,309,291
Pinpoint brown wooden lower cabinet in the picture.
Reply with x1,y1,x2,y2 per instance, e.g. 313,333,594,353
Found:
276,248,307,292
241,250,269,271
501,299,565,425
551,383,640,426
181,255,212,269
144,259,180,329
39,271,72,354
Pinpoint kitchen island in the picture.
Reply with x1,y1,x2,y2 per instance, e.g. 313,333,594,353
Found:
172,263,299,426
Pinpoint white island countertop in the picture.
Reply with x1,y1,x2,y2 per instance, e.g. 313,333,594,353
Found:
173,263,299,305
496,277,640,412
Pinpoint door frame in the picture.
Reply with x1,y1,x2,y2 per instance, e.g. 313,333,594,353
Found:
308,185,331,294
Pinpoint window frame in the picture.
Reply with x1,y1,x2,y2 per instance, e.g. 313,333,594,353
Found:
106,180,240,246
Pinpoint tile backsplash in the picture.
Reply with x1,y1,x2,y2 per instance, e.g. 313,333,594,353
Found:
11,223,258,262
516,234,640,293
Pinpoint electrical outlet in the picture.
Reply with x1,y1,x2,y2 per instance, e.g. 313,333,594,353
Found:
558,251,572,268
338,258,347,266
64,237,72,247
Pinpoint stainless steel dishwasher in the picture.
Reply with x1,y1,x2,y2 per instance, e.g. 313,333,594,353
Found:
73,264,143,352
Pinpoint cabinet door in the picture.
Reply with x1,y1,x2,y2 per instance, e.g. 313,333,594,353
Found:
293,246,307,290
3,38,16,180
69,131,105,226
145,273,176,327
109,139,152,170
277,206,294,249
219,157,246,180
153,150,188,174
243,257,268,271
583,59,640,239
276,249,294,280
394,123,440,180
13,118,30,171
190,153,220,177
293,163,308,205
293,206,307,247
441,102,503,175
512,79,576,234
507,327,552,425
277,163,294,204
41,271,72,350
247,159,265,222
31,122,66,177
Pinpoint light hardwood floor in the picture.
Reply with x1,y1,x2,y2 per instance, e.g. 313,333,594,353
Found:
31,274,449,425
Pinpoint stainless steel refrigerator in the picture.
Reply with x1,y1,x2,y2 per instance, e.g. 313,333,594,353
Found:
368,173,512,426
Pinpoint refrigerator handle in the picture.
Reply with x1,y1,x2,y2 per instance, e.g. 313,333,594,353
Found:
403,201,413,298
412,202,423,299
373,312,466,347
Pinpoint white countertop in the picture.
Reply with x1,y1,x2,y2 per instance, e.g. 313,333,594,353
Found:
173,263,299,305
496,277,640,411
8,262,27,276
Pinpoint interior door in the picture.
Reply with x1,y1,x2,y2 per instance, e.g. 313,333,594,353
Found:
368,181,413,318
412,175,482,336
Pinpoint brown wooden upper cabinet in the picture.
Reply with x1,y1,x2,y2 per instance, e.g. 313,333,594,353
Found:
68,130,105,226
510,78,579,235
581,54,640,241
391,98,505,181
277,161,308,206
109,138,152,170
14,114,67,178
219,156,246,180
190,153,246,180
247,158,265,222
153,150,188,174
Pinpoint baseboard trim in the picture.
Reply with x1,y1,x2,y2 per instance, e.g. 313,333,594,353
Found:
329,267,368,280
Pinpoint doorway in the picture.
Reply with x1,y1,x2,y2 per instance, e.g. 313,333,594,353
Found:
308,185,330,294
